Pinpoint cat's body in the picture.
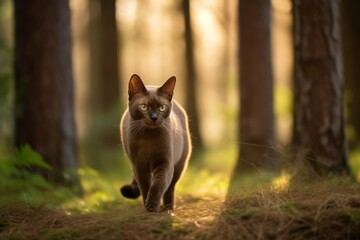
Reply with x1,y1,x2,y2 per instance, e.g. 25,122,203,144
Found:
120,74,191,212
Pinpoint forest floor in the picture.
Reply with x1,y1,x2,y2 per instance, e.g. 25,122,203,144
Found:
1,177,360,240
1,145,360,239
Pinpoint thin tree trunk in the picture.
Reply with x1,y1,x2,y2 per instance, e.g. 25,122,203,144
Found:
342,0,360,148
89,0,101,112
183,0,203,151
100,0,121,110
14,0,80,187
293,0,349,175
233,0,276,174
88,0,121,148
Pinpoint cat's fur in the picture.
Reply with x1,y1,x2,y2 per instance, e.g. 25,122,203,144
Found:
120,74,192,212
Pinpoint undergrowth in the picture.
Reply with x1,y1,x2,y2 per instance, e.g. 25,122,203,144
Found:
0,145,52,204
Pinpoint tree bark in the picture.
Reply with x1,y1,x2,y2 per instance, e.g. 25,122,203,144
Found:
14,0,80,187
233,0,276,174
183,0,204,151
293,0,349,175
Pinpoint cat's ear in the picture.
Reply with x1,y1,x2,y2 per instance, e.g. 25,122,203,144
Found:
128,74,147,100
159,76,176,101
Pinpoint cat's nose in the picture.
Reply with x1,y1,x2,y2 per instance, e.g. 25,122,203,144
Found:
150,113,158,122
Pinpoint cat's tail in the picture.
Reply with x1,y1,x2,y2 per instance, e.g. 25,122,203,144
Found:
120,179,140,199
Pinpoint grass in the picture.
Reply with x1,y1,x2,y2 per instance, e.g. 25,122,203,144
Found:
220,179,360,239
1,177,360,240
1,145,360,239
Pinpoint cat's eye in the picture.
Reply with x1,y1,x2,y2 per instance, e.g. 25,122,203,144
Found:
139,104,149,112
159,104,167,112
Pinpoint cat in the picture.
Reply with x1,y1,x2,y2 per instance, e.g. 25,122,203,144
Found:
120,74,192,212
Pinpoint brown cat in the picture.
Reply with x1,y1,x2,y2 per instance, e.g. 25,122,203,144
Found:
120,74,192,212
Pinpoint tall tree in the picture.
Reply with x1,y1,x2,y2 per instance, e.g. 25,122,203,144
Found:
88,0,121,147
99,0,121,110
232,0,276,175
292,0,349,175
342,0,360,148
182,0,203,150
14,0,80,187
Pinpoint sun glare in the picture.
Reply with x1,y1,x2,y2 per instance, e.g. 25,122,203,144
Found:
271,171,291,190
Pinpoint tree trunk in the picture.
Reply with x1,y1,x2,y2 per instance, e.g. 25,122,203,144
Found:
233,0,276,174
14,0,80,187
99,0,121,110
182,0,203,151
292,0,349,175
89,0,101,112
88,0,121,148
342,0,360,148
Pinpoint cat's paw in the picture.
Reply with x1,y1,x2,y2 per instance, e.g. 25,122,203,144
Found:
145,200,160,212
120,184,140,199
161,204,174,212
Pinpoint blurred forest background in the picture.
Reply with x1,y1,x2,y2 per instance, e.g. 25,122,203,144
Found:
0,0,360,208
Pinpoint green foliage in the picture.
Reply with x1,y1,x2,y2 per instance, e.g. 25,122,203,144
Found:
61,167,125,212
0,145,52,205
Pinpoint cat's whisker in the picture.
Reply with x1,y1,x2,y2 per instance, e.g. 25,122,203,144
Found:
163,120,175,135
162,119,187,137
135,124,146,135
127,120,147,135
161,123,172,137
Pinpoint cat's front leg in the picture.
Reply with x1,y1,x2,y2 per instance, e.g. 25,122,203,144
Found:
162,161,187,211
145,161,173,212
163,186,174,211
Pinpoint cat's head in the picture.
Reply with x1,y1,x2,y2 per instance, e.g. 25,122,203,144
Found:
127,74,176,129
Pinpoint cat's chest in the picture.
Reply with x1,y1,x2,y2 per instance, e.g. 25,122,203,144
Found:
128,130,170,159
